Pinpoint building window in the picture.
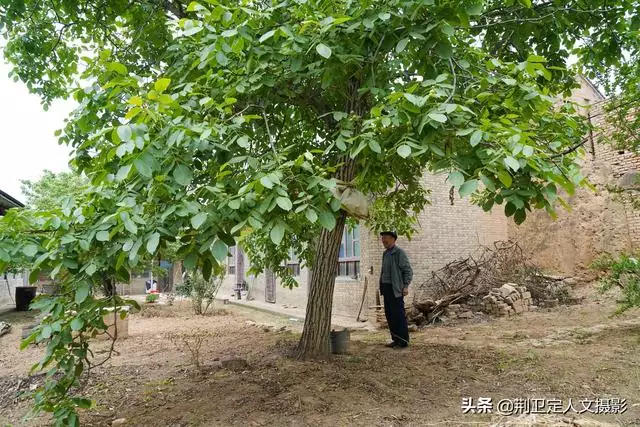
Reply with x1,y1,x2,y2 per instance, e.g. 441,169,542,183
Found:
227,246,236,275
337,224,360,279
286,248,300,277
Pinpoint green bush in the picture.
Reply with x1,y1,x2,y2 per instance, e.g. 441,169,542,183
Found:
176,269,225,315
145,293,159,303
591,252,640,314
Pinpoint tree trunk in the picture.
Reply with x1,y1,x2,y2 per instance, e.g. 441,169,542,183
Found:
296,211,347,359
297,157,356,360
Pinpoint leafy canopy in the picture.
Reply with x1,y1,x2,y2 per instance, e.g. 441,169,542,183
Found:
20,170,88,212
1,0,639,423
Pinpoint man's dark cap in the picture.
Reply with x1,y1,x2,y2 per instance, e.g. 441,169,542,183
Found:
380,231,398,239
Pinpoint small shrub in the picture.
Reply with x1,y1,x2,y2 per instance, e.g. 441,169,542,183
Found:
179,269,224,315
166,293,176,306
591,251,640,314
166,330,214,371
145,293,159,303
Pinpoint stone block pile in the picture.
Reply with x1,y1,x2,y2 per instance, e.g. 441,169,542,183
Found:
481,283,534,316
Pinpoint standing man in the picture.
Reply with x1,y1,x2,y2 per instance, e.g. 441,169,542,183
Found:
379,231,413,348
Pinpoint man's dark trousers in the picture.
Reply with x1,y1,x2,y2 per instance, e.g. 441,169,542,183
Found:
382,282,409,346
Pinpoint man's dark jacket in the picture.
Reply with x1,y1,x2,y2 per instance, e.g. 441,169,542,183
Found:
379,245,413,298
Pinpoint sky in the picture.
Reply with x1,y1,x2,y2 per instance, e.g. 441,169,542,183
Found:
0,61,75,203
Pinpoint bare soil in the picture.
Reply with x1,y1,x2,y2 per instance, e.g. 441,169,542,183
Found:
1,287,639,427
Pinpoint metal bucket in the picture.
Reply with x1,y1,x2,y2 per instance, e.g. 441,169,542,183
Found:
330,328,350,354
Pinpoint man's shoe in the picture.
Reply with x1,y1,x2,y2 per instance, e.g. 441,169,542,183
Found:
384,342,398,348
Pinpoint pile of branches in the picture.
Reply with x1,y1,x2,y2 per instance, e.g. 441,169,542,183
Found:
410,241,572,323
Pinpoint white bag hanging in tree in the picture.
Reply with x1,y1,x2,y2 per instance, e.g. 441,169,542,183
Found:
331,185,369,219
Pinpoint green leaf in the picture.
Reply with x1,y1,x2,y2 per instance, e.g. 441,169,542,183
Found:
117,125,132,142
96,231,110,242
146,232,160,254
129,238,143,262
368,140,381,153
191,212,208,229
456,128,475,136
260,176,273,188
396,38,409,53
330,197,342,212
236,135,250,148
228,199,241,210
74,398,92,409
505,156,520,171
305,209,318,223
173,164,193,186
447,171,465,187
441,23,454,36
123,216,138,234
498,170,513,188
216,51,229,66
505,202,517,217
404,93,427,108
183,24,203,36
459,180,479,197
222,28,238,37
522,145,534,157
467,3,483,15
116,164,132,181
318,211,336,231
155,78,171,93
85,263,97,276
41,325,52,339
183,252,197,271
518,0,532,7
259,29,276,43
480,174,496,191
428,112,447,123
379,12,391,20
527,54,547,63
316,43,332,59
276,197,293,211
444,104,457,114
28,269,40,285
270,222,285,245
211,240,228,262
75,283,90,304
22,244,38,257
397,145,411,158
202,258,212,281
128,96,143,106
470,130,483,147
134,157,152,178
70,318,84,331
187,1,205,12
107,62,127,75
514,209,527,224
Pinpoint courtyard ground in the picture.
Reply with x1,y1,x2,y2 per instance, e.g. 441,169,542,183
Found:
1,285,639,426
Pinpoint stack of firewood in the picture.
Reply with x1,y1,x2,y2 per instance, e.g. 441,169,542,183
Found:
402,241,579,327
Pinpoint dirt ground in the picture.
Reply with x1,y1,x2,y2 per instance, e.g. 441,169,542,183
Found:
1,286,639,427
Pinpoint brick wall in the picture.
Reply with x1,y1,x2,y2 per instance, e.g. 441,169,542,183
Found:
354,172,510,320
508,87,640,275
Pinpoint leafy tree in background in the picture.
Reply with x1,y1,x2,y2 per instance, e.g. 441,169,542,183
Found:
0,0,639,423
20,170,87,211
